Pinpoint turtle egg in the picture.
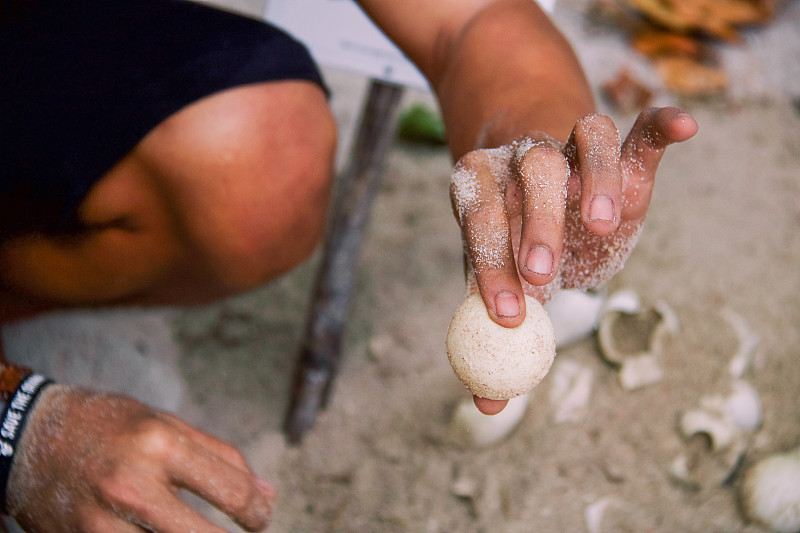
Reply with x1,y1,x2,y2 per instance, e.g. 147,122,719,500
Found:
446,294,556,400
740,448,800,533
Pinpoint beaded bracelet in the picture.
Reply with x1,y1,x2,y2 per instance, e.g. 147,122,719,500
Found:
0,367,53,513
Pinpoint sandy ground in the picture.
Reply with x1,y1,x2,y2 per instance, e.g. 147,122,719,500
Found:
3,1,800,532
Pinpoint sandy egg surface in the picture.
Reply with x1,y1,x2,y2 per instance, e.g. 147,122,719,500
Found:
446,294,556,400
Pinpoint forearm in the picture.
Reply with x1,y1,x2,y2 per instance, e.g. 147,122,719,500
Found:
432,0,595,158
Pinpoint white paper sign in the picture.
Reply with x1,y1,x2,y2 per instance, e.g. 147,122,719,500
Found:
264,0,428,89
264,0,556,90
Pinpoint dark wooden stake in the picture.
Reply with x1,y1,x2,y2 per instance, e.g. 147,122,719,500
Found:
285,79,405,444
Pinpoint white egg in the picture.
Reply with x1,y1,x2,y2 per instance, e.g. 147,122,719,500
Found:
446,294,556,400
545,289,605,347
740,448,800,533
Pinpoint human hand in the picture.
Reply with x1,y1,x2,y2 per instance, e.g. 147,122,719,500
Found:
6,385,274,532
450,107,698,414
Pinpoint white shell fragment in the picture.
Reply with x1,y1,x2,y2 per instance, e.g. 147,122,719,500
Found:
618,353,664,391
450,470,478,499
740,447,800,533
725,380,762,431
548,358,594,423
653,300,680,335
602,289,642,314
585,496,622,533
721,308,761,378
584,496,647,533
545,289,606,347
449,394,530,448
446,294,556,400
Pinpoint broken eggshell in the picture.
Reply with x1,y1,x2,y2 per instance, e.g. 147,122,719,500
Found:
670,380,762,489
669,434,747,490
618,353,664,391
680,408,741,452
681,379,762,442
597,300,675,366
596,297,676,390
548,358,594,424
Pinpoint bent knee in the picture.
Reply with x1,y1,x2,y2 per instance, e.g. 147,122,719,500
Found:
134,81,337,291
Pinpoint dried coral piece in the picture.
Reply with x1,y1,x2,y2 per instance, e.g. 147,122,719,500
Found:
627,0,700,33
654,56,728,95
601,69,654,113
632,30,707,59
626,0,776,41
604,0,783,97
701,0,776,26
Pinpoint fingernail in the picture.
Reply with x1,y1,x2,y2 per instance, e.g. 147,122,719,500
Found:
525,245,553,276
495,292,520,318
589,195,615,222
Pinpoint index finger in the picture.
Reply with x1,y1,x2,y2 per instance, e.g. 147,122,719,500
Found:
451,147,526,328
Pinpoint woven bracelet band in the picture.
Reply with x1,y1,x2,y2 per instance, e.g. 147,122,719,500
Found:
0,373,53,514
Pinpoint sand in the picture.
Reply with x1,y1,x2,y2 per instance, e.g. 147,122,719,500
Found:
2,1,800,531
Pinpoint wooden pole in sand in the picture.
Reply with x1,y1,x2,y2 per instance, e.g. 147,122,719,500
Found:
285,79,405,444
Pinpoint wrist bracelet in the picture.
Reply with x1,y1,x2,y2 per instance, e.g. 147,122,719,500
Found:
0,372,53,514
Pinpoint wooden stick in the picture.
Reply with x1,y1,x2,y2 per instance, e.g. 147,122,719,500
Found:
285,80,405,444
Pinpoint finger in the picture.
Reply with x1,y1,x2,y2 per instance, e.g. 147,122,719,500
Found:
513,137,569,287
473,396,509,415
77,506,149,533
112,488,230,533
166,438,272,532
566,114,624,236
451,147,525,327
620,107,698,222
161,414,276,510
93,468,230,533
159,412,251,473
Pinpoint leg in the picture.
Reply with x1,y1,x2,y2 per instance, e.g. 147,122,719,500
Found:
0,80,337,320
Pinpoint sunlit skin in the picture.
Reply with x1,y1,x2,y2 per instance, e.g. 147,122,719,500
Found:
0,0,696,530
